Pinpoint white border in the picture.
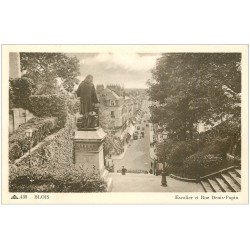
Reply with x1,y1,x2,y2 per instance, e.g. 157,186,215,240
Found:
1,45,248,204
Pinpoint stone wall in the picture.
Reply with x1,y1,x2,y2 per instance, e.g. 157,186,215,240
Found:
9,108,34,134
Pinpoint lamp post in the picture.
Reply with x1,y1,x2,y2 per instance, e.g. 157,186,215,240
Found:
153,158,156,175
25,128,33,168
197,123,202,178
161,131,168,187
161,162,167,187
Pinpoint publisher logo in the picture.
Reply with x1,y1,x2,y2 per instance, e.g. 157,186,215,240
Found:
11,195,18,199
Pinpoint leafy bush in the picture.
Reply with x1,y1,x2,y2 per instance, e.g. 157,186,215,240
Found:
200,117,240,142
9,77,35,110
157,121,239,179
67,97,80,114
29,94,68,128
157,140,199,167
35,78,60,95
9,116,106,192
9,117,58,162
9,143,23,161
202,137,230,158
9,164,107,192
160,139,228,178
73,99,80,113
9,117,75,173
183,153,223,178
62,78,80,92
167,140,200,167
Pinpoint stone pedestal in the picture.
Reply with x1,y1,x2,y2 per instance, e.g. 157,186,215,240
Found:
73,127,112,191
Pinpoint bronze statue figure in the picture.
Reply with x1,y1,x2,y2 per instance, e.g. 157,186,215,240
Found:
76,75,99,129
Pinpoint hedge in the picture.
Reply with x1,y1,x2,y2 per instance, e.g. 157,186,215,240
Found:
9,77,35,110
9,117,106,192
9,164,107,193
9,117,58,162
167,140,199,167
10,117,74,172
157,140,199,167
165,153,224,179
29,94,68,128
183,153,224,178
162,138,231,178
67,97,80,114
202,137,230,158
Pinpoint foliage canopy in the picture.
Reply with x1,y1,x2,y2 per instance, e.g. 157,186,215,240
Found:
20,53,80,94
148,53,241,140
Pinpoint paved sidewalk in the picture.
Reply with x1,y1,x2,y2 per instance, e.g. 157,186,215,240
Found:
112,126,151,172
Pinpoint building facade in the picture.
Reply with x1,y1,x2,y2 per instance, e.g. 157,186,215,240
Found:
97,86,136,148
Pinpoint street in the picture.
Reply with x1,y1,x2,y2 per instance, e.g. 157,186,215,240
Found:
113,122,151,172
110,115,204,192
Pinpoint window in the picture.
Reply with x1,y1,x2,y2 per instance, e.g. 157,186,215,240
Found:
110,100,115,106
111,111,115,118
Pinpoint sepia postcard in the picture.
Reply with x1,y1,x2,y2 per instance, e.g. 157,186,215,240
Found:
1,45,248,204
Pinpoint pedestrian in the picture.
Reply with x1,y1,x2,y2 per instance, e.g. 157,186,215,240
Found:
121,166,127,175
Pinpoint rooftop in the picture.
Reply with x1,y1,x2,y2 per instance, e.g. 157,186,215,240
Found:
100,88,121,100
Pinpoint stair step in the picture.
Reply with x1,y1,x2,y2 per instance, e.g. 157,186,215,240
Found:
220,173,240,192
200,180,214,192
235,168,241,177
214,177,232,192
207,178,223,192
227,171,241,187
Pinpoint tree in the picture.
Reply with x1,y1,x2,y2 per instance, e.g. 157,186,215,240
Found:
20,53,80,94
148,53,241,140
9,77,35,109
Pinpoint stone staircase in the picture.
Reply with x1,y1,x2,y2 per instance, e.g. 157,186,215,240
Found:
110,172,204,192
200,168,241,192
101,168,113,192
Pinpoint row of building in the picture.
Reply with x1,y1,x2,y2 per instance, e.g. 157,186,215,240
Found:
96,84,142,151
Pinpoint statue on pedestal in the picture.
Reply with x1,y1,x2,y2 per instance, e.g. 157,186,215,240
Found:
73,75,111,191
76,75,99,130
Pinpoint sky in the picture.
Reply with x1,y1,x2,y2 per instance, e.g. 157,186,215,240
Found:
67,53,160,89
